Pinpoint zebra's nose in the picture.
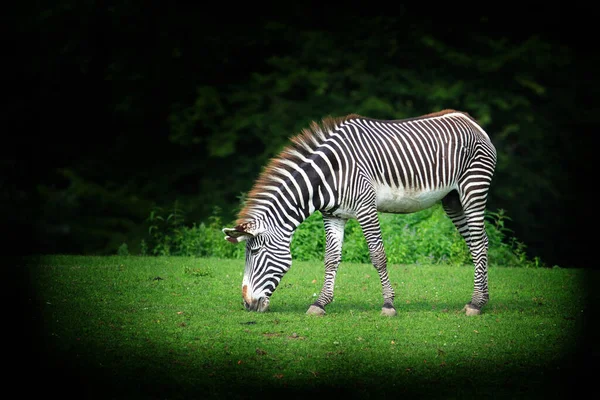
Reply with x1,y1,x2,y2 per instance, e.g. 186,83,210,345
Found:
242,285,270,312
243,297,270,312
243,298,258,311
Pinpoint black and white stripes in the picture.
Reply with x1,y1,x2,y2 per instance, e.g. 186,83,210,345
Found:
224,109,496,315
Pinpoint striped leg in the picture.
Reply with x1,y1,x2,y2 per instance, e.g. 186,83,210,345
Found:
307,214,346,315
356,205,396,317
451,187,490,315
442,190,471,248
463,208,489,315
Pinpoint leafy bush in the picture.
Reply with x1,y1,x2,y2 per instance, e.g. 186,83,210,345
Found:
140,204,244,258
173,211,245,259
291,205,538,267
134,201,543,267
143,201,187,256
117,243,130,256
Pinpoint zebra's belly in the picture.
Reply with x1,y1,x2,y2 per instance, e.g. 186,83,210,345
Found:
374,184,453,214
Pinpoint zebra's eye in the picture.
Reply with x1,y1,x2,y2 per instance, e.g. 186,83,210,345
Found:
250,248,260,256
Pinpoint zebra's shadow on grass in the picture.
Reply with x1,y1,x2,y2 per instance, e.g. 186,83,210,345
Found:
269,300,469,315
268,299,544,316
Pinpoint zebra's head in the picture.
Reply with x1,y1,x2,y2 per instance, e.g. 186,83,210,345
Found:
223,221,292,312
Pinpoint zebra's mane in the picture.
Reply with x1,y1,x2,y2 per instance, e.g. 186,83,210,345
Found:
237,114,358,224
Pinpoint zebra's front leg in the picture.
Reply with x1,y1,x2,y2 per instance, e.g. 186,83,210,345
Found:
306,215,347,316
357,207,397,317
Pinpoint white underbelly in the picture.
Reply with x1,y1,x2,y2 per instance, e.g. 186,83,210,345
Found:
330,184,454,219
375,184,453,213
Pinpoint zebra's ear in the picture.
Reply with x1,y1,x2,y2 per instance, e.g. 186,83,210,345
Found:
223,221,265,243
223,222,263,243
222,227,253,243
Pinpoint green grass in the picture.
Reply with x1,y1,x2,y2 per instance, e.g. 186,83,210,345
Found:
25,256,592,399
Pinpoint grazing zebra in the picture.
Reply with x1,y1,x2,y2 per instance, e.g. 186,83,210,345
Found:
223,110,496,316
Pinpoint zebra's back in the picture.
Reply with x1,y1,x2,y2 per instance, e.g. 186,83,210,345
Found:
329,110,496,216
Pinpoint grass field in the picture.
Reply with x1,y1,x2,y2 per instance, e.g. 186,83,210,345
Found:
22,255,594,399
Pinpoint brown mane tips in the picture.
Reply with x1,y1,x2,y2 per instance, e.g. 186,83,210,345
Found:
344,113,363,120
430,108,476,118
288,114,358,150
320,114,356,132
422,109,459,118
290,129,311,149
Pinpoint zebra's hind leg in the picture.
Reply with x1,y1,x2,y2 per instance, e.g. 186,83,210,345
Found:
442,190,489,315
463,208,490,316
307,215,347,316
356,206,397,317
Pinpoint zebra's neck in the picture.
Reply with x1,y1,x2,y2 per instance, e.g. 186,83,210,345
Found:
237,116,352,228
239,157,331,232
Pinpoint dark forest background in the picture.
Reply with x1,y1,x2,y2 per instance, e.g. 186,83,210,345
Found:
5,3,597,268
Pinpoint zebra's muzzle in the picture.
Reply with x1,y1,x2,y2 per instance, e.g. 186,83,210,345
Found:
243,296,270,312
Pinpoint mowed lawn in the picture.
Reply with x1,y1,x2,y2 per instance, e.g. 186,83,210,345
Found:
22,256,594,399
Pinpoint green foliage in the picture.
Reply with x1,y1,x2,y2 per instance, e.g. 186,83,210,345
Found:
145,202,185,256
485,209,544,268
173,211,245,259
289,212,326,261
117,243,130,256
340,219,370,264
139,239,148,256
291,205,540,267
139,204,244,259
21,10,588,269
141,202,542,267
167,24,571,233
162,20,580,267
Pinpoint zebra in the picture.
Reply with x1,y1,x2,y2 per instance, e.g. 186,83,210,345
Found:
223,110,496,316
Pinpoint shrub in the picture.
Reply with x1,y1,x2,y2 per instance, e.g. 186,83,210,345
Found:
145,202,185,256
142,205,245,258
291,205,536,267
117,242,130,256
174,210,245,258
136,201,543,267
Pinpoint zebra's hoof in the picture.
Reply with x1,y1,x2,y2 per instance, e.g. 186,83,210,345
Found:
463,304,481,316
381,307,397,317
306,305,326,316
